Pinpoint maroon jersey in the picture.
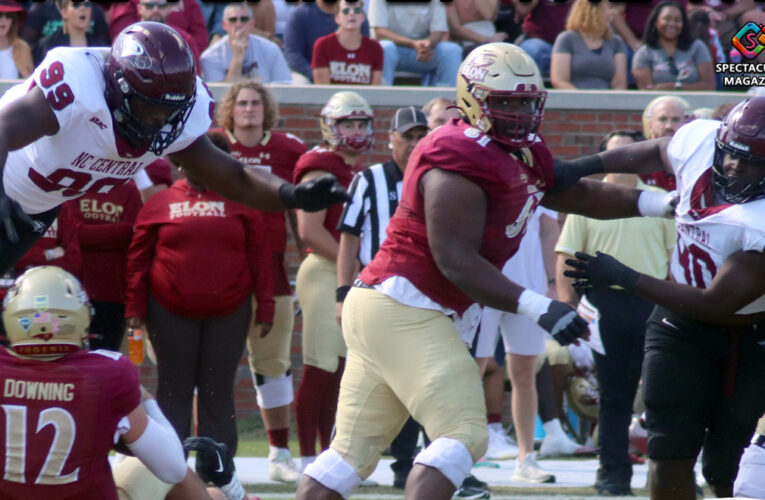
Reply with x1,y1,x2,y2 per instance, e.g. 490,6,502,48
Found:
213,129,306,296
360,119,555,315
311,33,384,85
0,348,140,500
521,0,573,43
65,182,143,304
294,147,361,245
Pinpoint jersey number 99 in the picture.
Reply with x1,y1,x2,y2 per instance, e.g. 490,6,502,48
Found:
40,61,75,111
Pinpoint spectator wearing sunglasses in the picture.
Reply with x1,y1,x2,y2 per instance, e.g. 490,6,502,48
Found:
33,0,108,65
109,0,207,56
0,0,32,79
632,0,714,91
135,0,202,73
312,0,382,85
284,0,370,84
20,0,109,49
201,2,291,83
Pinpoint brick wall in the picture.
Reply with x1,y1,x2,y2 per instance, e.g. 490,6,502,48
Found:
130,85,745,418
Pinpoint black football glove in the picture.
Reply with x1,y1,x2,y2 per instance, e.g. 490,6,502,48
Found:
538,299,590,346
183,436,235,487
564,251,640,292
279,174,351,212
0,190,32,244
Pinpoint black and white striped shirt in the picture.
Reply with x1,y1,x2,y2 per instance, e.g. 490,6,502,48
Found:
337,160,403,266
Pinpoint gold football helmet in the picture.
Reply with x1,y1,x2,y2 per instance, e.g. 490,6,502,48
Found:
3,266,91,358
566,372,600,422
456,42,546,148
320,91,374,152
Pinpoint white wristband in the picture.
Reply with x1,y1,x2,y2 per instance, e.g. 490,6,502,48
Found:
220,476,246,500
637,190,676,218
516,289,552,323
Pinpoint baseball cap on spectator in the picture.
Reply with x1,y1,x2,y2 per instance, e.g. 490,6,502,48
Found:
391,106,427,133
0,0,26,24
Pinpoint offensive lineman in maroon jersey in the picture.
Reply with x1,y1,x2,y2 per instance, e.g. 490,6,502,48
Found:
297,42,677,500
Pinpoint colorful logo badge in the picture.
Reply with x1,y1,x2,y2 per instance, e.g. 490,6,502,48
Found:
731,22,765,60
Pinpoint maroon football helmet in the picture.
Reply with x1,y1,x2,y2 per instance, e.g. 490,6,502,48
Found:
105,22,196,155
713,97,765,203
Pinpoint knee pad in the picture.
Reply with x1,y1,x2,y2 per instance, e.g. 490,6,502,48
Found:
413,437,474,488
303,448,361,499
252,371,294,409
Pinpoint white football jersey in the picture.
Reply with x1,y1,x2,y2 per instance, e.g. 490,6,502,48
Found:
668,119,765,314
0,47,213,214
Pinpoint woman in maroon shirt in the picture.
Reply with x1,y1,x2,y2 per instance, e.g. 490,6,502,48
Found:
124,133,274,455
64,181,142,351
293,91,373,469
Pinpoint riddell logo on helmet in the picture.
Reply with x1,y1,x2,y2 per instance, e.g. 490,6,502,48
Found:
730,140,751,151
163,94,186,101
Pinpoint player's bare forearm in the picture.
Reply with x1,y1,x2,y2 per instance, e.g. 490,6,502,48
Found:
0,87,59,167
165,468,213,500
438,250,526,313
542,178,642,219
287,210,308,259
170,135,289,211
424,167,525,312
374,26,415,48
634,251,765,326
297,209,339,262
337,233,360,287
599,136,672,175
555,253,579,307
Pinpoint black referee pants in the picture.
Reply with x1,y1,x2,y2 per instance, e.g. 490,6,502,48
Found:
587,287,653,487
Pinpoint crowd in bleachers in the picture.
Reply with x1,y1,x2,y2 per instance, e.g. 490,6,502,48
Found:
1,0,762,89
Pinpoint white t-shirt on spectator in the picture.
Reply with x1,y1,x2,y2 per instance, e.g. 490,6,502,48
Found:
368,0,448,40
0,46,19,79
200,34,293,83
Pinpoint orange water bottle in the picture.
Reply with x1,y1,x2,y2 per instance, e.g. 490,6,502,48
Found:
128,328,145,365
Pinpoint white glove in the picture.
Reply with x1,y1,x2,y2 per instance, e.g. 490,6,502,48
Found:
568,342,594,370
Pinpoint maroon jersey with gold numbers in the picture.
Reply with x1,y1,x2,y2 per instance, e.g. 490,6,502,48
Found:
360,118,555,315
0,348,140,500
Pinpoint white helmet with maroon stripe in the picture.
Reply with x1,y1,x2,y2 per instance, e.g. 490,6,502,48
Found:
320,91,374,152
457,42,546,149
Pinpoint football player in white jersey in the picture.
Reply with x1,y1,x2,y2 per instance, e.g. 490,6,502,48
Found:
0,21,348,274
563,97,765,500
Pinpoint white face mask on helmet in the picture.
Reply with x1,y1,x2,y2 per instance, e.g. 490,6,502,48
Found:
320,91,375,153
456,42,547,149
